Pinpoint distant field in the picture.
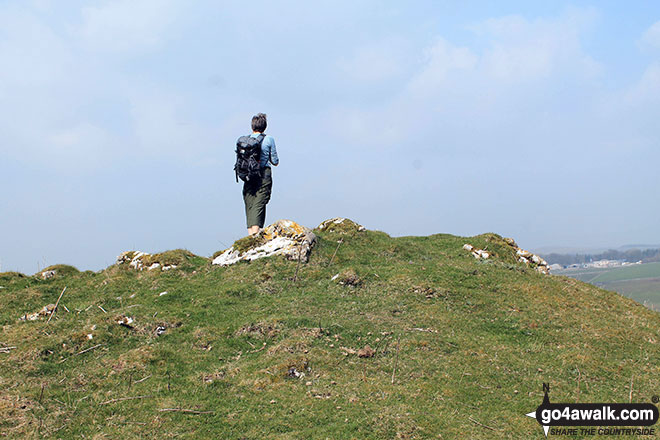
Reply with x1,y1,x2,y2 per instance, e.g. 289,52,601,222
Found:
599,278,660,311
590,261,660,282
557,267,608,283
556,262,660,310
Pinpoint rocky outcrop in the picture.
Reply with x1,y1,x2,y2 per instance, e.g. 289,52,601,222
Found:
463,244,490,260
212,220,317,267
463,237,550,274
316,218,365,234
116,251,183,271
501,237,549,274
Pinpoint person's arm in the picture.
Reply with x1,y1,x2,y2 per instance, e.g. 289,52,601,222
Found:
269,137,279,166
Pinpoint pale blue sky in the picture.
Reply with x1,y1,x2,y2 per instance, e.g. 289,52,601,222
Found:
2,1,660,273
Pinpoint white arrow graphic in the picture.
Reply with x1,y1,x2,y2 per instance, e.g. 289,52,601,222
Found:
526,410,550,438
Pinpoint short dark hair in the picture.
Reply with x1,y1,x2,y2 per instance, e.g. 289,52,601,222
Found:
251,113,267,132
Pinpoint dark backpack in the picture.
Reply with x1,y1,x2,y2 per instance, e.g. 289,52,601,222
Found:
234,134,265,182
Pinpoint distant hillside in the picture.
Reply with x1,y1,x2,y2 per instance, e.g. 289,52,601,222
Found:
619,244,660,251
1,221,659,439
534,244,660,256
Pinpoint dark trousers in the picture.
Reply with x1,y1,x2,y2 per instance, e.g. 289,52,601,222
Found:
243,167,272,228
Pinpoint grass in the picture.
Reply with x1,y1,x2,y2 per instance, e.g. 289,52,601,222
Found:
1,228,659,439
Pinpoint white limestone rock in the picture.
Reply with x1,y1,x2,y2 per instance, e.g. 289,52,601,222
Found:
504,238,549,275
40,270,56,279
464,236,550,275
465,244,490,259
116,251,149,270
212,220,317,267
116,251,181,272
19,304,56,321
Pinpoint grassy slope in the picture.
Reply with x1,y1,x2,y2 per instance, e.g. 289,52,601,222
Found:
1,230,659,439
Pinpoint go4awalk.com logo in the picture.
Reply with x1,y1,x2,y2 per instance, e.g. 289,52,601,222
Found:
526,383,659,437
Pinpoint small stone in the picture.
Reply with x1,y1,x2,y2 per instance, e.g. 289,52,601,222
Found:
305,381,312,386
287,367,302,378
357,345,375,358
41,270,56,279
117,316,134,327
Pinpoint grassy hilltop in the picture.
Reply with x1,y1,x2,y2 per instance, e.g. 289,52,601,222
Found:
1,223,659,439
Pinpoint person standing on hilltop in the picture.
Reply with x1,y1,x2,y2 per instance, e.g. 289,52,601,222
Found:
234,113,279,236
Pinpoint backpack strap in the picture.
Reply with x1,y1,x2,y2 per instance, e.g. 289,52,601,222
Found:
257,134,266,166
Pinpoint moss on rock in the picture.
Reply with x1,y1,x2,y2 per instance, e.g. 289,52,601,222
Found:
141,249,198,267
37,264,80,279
116,249,207,272
469,233,519,265
315,218,365,235
232,234,268,254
